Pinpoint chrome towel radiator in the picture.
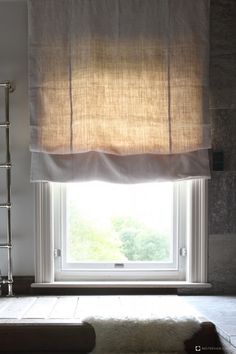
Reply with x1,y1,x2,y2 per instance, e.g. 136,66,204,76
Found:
0,82,14,296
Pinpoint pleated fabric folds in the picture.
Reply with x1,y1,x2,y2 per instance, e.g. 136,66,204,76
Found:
29,0,210,182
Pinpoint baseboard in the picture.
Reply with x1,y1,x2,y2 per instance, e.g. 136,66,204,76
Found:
2,276,178,295
0,276,35,296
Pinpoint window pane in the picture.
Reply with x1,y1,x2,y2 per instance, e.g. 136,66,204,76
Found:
66,182,173,263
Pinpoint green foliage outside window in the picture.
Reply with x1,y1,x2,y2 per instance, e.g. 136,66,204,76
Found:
68,202,170,262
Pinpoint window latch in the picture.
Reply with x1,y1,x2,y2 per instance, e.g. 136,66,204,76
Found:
114,263,124,268
54,249,61,258
179,247,187,257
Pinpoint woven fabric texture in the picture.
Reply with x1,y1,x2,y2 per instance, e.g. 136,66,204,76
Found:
29,0,210,156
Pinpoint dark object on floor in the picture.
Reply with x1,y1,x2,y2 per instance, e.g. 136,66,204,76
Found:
0,323,95,354
185,321,225,354
0,320,224,354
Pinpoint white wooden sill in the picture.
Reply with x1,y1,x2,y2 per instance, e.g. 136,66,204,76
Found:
31,281,211,288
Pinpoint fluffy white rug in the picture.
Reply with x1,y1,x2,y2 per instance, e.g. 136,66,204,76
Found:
83,296,201,354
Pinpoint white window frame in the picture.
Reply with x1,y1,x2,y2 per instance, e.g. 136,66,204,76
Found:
34,179,208,285
57,182,180,281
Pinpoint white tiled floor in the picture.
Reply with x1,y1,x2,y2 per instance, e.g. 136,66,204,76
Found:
0,295,199,321
182,296,236,353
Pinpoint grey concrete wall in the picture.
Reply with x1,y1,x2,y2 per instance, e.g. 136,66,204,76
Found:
207,0,236,294
180,0,236,295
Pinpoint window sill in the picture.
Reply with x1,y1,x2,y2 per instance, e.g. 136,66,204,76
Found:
31,281,211,289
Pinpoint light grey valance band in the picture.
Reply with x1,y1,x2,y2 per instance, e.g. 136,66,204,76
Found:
31,150,210,183
29,0,210,182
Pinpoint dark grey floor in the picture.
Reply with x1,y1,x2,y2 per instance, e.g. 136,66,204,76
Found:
183,296,236,353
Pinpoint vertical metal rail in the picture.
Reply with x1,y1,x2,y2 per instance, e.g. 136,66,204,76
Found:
0,81,14,296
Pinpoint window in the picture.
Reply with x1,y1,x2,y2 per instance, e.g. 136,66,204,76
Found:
30,1,210,288
34,179,208,285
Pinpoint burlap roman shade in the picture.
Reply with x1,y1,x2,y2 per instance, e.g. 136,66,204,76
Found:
29,0,210,182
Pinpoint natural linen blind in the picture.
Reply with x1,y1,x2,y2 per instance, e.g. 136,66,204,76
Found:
29,0,210,183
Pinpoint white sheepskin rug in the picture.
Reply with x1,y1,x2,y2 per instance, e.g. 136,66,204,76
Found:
83,296,201,354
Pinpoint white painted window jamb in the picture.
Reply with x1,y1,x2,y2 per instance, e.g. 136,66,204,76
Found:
34,182,54,283
186,179,208,283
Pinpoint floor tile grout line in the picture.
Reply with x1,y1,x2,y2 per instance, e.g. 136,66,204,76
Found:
72,296,80,320
18,297,39,320
47,296,60,320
